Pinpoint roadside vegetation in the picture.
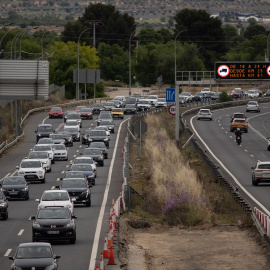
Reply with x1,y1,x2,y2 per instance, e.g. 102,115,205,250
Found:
128,111,251,227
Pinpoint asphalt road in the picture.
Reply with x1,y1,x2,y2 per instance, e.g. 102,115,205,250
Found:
189,103,270,215
0,109,128,270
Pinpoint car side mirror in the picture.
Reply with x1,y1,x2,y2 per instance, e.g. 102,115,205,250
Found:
8,256,14,260
80,153,83,156
55,185,60,189
72,215,77,219
16,166,19,169
35,199,40,202
55,255,61,259
88,184,93,188
251,167,255,170
30,216,36,220
35,131,37,133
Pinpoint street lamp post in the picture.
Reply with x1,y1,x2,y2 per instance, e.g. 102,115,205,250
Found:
129,29,137,97
77,28,91,101
0,26,20,56
267,33,270,61
19,26,38,59
41,31,48,60
174,29,188,142
10,30,23,59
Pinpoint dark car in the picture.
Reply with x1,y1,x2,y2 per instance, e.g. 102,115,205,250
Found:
64,113,82,127
123,104,137,114
31,207,77,244
111,100,122,108
96,111,113,126
61,171,87,181
86,130,109,147
231,112,247,123
0,190,8,220
97,119,115,133
1,176,29,200
56,178,91,207
70,164,96,185
88,142,108,159
80,148,104,166
57,131,73,146
63,127,80,142
49,133,65,145
49,107,63,118
9,242,60,269
124,97,137,107
212,92,221,100
193,92,205,102
91,103,105,114
79,107,93,120
35,124,55,143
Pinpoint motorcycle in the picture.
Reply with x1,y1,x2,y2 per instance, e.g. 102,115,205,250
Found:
236,135,241,145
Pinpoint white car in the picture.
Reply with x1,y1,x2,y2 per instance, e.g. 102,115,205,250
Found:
37,190,74,213
31,144,55,164
65,119,80,129
16,159,46,183
113,96,126,105
180,92,193,103
71,156,97,176
197,109,213,120
95,126,111,138
27,151,52,172
247,89,260,98
137,99,152,111
157,98,167,107
146,95,158,107
51,144,68,161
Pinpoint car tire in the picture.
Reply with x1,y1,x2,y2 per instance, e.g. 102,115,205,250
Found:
48,167,52,172
2,212,8,220
25,196,29,200
41,177,46,184
70,234,76,244
254,179,259,186
197,118,200,120
86,199,91,207
52,159,55,164
65,156,68,161
246,129,248,133
32,236,37,242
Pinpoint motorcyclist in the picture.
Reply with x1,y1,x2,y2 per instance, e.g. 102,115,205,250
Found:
235,128,242,141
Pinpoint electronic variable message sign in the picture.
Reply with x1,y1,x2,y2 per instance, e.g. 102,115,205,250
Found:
215,62,270,80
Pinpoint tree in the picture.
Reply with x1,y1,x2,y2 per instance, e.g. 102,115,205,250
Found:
174,9,228,70
244,25,267,40
248,18,257,26
48,41,103,99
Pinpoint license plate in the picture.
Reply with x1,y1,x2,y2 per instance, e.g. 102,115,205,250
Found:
263,174,270,177
9,192,18,195
26,175,35,179
47,231,59,234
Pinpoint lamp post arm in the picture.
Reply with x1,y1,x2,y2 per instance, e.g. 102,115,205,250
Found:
10,30,23,59
129,29,137,97
0,26,20,52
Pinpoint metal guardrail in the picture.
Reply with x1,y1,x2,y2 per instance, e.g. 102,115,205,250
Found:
0,141,5,150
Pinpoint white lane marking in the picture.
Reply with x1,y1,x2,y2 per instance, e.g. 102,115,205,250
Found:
79,145,82,148
66,165,69,168
11,170,18,176
221,127,224,130
57,178,60,181
76,150,79,152
4,173,10,178
88,118,128,270
225,131,228,134
251,155,254,157
55,123,64,132
61,171,65,174
73,155,76,157
191,115,270,216
244,149,248,152
18,229,24,236
4,249,12,257
42,116,49,124
51,186,55,190
229,136,232,139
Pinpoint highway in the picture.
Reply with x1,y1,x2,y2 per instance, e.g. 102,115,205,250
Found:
189,103,270,215
0,109,127,269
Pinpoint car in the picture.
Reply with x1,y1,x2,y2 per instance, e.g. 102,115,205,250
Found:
264,89,270,97
113,96,126,104
64,113,82,127
36,137,54,145
156,98,167,107
79,107,93,119
137,99,152,111
74,105,86,113
123,104,137,114
231,88,245,98
132,93,143,100
86,129,109,147
16,159,46,183
81,129,92,145
211,92,221,100
179,96,187,106
9,242,60,269
180,92,193,103
103,102,115,111
91,103,105,114
0,176,29,200
56,178,91,207
63,126,81,142
35,124,55,143
231,112,246,123
246,101,260,112
197,109,213,120
49,133,65,145
27,151,52,172
230,118,248,132
51,144,68,161
37,190,74,214
0,190,8,220
32,144,55,164
95,125,111,137
200,88,211,94
111,99,123,108
146,95,158,107
70,163,96,185
251,161,270,186
65,119,80,129
31,207,77,244
111,108,124,118
88,142,108,159
71,156,97,176
97,119,115,133
61,171,87,181
124,97,137,107
96,111,113,125
49,107,63,118
80,148,104,166
57,131,73,146
247,89,260,98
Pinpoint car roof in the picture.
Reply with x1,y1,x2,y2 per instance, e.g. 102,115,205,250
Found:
19,242,52,247
43,190,68,193
22,158,41,162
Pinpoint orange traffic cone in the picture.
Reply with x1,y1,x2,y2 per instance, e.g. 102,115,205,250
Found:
107,246,116,265
95,262,100,270
107,229,112,249
103,235,109,258
100,253,105,270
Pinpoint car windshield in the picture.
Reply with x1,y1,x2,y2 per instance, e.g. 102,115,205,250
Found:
80,108,91,112
194,93,203,96
158,98,166,102
37,208,70,219
3,177,25,185
71,164,93,171
234,119,246,123
248,90,255,93
90,130,106,136
258,164,270,169
96,126,108,131
138,100,150,104
61,179,87,188
64,172,85,178
16,246,53,259
98,114,112,120
112,108,122,112
51,107,61,111
74,158,94,164
50,134,63,139
42,192,69,201
99,120,113,125
29,152,48,159
248,102,257,105
33,145,51,151
89,142,106,148
199,110,210,113
66,121,78,126
147,96,157,99
38,139,53,144
37,126,52,132
52,145,65,150
21,161,41,168
104,102,114,106
64,127,79,132
83,149,102,155
125,104,135,108
67,114,80,119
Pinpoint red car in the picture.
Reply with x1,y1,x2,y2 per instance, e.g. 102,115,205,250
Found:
49,107,63,118
79,107,93,119
231,88,245,98
74,106,86,113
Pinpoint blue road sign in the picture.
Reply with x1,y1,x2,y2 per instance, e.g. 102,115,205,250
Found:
166,88,175,103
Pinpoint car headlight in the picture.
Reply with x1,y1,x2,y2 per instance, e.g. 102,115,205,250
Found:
0,203,6,207
76,134,80,137
38,170,44,174
43,161,47,164
38,134,42,137
33,222,41,228
21,187,28,191
98,157,103,160
45,264,57,270
81,190,89,195
104,138,108,141
66,221,74,227
18,170,24,174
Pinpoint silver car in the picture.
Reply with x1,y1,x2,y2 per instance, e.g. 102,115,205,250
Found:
251,161,270,186
51,144,68,161
246,101,260,112
197,109,213,120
